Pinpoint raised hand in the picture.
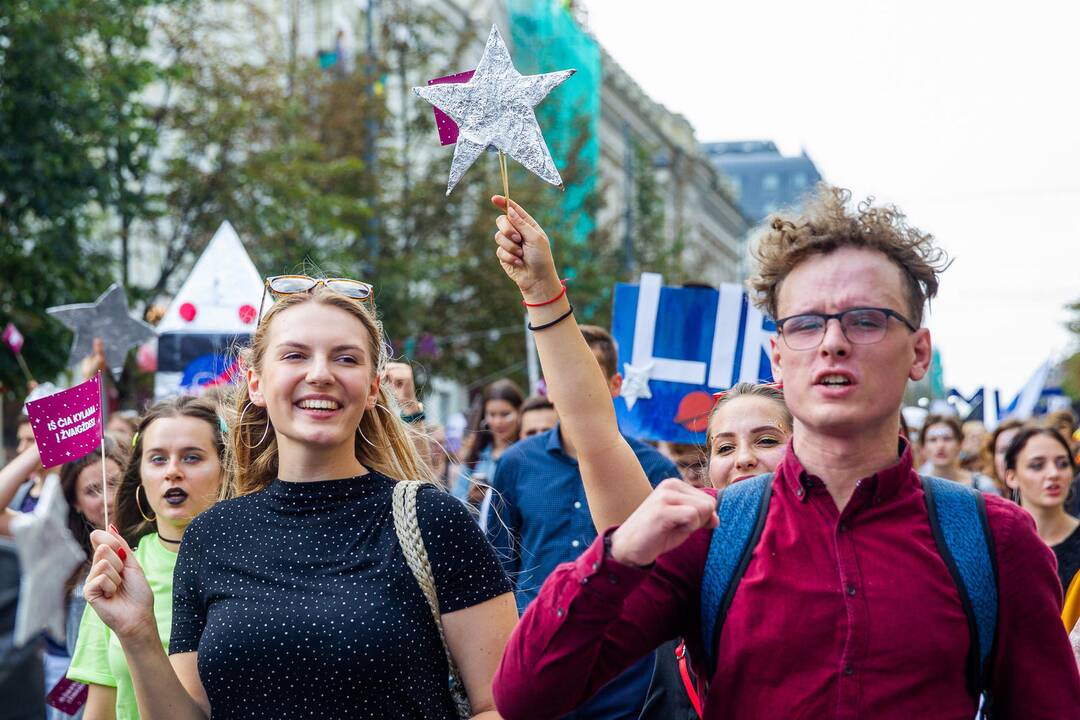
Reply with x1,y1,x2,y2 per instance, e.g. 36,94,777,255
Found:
609,479,719,567
80,338,108,380
84,528,157,642
490,196,563,303
383,362,421,415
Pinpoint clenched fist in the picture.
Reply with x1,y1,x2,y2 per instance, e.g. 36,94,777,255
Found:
609,479,719,567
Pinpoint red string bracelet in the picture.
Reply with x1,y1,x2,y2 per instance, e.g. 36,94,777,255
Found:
522,280,567,307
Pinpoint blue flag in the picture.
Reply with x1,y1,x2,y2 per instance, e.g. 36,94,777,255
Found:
612,273,775,444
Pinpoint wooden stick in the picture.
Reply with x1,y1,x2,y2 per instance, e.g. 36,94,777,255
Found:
13,351,34,386
499,151,511,218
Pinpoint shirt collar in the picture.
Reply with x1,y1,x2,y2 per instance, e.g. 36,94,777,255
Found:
545,423,568,455
779,436,915,504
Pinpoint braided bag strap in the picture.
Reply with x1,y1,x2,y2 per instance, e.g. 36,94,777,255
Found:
392,480,472,719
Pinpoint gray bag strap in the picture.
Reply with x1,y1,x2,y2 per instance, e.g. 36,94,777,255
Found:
392,480,472,720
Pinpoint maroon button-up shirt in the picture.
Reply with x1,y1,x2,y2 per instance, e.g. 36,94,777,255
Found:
493,443,1080,719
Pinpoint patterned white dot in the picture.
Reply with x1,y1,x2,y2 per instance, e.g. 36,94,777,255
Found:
170,472,510,718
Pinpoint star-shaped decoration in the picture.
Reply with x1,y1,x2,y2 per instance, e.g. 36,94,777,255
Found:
11,475,87,646
47,284,157,376
413,25,575,195
621,361,655,411
22,381,59,415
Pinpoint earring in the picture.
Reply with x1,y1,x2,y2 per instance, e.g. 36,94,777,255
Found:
238,401,271,450
357,424,375,447
136,486,156,522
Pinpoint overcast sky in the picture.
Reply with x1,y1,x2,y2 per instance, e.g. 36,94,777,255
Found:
584,0,1080,399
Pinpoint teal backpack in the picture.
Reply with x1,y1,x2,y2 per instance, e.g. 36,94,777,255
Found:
700,473,998,715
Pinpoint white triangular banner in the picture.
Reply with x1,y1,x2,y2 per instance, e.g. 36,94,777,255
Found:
157,221,267,334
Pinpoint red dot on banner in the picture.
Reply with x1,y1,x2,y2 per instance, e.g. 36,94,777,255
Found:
239,304,257,324
179,303,197,322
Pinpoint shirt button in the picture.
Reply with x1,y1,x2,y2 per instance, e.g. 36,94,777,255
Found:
571,540,580,548
580,576,589,585
592,561,601,571
846,584,857,597
838,523,848,533
608,574,619,585
556,607,565,617
574,501,582,509
843,663,854,676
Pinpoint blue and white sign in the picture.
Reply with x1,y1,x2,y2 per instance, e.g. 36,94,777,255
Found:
612,273,776,444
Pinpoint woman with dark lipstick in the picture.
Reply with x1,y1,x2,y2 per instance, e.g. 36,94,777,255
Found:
68,396,224,720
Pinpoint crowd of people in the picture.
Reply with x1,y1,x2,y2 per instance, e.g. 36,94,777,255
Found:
3,184,1080,719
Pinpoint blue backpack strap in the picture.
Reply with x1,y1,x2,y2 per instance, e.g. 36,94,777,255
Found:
921,475,999,707
700,473,774,677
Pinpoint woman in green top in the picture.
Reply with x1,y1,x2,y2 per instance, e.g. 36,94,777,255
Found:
68,396,224,720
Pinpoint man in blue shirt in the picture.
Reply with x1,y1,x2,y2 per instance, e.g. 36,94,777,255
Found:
486,325,678,720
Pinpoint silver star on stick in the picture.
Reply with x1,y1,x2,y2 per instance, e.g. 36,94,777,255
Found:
413,25,575,195
47,283,157,376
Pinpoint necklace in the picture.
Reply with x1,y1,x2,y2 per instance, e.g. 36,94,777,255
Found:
158,535,182,544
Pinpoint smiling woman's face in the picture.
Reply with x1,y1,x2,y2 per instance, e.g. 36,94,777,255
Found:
707,395,791,489
249,302,380,456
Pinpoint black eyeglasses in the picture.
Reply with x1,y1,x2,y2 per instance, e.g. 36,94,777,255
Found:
775,307,918,351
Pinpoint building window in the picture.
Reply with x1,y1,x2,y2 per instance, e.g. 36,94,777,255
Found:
762,173,780,192
791,172,807,189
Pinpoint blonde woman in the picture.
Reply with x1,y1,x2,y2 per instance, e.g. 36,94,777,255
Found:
705,384,792,489
82,279,516,719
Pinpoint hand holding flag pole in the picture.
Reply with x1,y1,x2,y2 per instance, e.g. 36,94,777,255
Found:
15,374,106,646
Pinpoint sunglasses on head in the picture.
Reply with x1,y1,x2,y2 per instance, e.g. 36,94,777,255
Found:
255,275,375,326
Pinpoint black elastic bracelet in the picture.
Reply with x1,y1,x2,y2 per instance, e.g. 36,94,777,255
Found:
528,304,574,332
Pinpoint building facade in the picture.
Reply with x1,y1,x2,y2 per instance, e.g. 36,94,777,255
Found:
598,51,749,287
702,140,823,224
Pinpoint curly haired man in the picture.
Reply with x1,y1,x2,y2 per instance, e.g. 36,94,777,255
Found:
493,186,1080,719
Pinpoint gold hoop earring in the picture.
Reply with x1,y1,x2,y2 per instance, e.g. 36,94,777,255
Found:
357,424,375,447
136,485,156,522
238,401,271,450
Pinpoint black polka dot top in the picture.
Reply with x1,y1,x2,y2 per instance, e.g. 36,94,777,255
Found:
170,472,511,719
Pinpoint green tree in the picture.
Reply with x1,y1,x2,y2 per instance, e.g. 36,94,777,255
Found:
0,0,163,397
132,1,697,393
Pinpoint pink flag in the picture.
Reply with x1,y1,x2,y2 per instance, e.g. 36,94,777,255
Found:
25,374,103,467
427,69,475,145
46,678,88,714
2,322,24,354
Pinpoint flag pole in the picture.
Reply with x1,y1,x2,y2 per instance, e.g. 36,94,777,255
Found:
14,351,35,386
97,372,110,530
